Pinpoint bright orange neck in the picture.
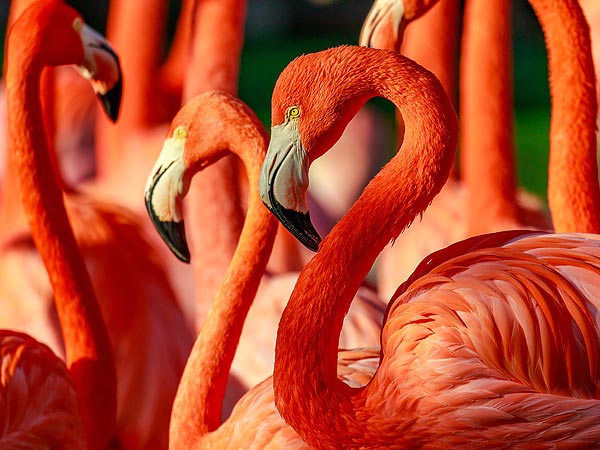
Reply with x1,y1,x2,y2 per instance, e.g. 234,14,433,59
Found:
183,0,248,330
530,0,600,233
272,47,458,447
6,6,116,449
460,0,518,234
169,95,277,448
401,0,460,177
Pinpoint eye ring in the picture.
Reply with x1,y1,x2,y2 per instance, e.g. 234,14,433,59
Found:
287,106,301,119
174,126,188,139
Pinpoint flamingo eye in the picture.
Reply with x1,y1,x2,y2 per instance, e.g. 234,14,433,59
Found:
72,17,84,32
287,106,301,119
174,127,188,139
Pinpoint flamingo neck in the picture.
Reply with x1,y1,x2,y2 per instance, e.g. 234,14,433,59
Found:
273,49,458,447
169,106,277,448
157,0,194,98
0,67,60,240
460,0,518,234
530,0,600,233
6,16,115,450
183,0,248,330
95,0,170,184
402,0,460,107
183,0,246,99
106,0,167,129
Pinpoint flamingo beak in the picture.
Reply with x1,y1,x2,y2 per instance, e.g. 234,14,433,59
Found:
74,22,122,122
259,121,322,252
144,135,191,263
359,0,406,50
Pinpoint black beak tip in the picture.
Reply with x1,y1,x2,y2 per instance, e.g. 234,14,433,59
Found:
145,196,191,264
267,200,322,252
98,75,122,123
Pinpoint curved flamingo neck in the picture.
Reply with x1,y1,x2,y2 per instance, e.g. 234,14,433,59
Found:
530,0,600,233
400,0,460,177
0,68,60,240
6,8,115,450
169,98,277,448
273,47,458,447
460,0,518,234
183,0,248,330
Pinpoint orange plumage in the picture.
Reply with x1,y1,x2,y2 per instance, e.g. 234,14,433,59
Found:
262,44,600,448
3,2,194,449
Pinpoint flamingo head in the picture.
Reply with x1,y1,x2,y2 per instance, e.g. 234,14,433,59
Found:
8,2,122,122
260,46,373,252
71,18,122,122
359,0,439,50
144,122,193,263
144,92,251,263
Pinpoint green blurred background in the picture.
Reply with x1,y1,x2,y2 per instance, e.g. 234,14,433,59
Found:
0,0,551,201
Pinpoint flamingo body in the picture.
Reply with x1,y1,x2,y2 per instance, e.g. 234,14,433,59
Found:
0,331,84,449
260,45,600,448
0,194,194,450
3,3,194,448
144,91,384,448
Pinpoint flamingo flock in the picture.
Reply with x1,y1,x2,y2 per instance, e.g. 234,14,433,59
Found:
1,0,600,448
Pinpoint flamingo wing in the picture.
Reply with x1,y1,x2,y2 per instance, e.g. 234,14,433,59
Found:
0,331,85,449
365,232,600,446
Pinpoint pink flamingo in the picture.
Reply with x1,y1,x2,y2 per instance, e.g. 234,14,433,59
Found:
261,44,600,449
4,2,119,447
173,3,375,407
1,2,194,449
363,0,596,299
144,90,381,448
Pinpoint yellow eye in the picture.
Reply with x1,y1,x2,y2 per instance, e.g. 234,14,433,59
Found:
72,18,84,33
288,106,300,119
174,126,188,139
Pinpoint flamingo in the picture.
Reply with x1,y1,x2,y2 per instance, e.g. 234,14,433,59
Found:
174,0,361,396
173,0,386,401
1,2,194,449
4,2,119,447
145,83,384,403
363,0,598,299
260,43,600,449
144,90,381,448
0,0,98,201
89,0,198,325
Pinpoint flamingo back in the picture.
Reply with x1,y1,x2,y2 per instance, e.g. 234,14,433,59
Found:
0,331,85,450
362,231,600,446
